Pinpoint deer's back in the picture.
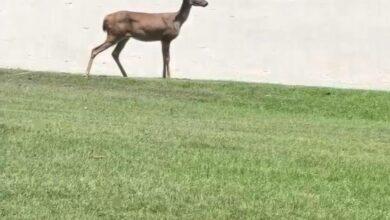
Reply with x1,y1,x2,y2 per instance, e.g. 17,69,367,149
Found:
104,11,180,41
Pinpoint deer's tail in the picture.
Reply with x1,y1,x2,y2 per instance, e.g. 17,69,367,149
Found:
103,19,109,32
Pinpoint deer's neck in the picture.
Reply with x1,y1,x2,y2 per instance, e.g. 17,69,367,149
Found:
175,0,192,25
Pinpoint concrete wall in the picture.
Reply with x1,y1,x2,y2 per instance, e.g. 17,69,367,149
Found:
1,0,390,90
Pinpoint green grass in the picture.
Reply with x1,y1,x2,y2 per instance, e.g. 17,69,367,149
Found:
1,69,390,219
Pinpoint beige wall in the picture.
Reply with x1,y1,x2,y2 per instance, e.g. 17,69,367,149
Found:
1,0,390,90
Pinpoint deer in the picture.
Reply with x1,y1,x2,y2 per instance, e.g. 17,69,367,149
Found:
86,0,209,79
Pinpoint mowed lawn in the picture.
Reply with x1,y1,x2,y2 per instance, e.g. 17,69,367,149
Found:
1,69,390,219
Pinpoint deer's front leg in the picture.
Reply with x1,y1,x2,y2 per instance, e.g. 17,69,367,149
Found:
162,40,171,79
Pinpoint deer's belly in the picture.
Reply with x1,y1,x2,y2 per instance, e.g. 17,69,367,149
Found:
130,28,179,42
131,31,162,41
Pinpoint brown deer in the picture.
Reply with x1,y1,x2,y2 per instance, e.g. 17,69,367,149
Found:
86,0,209,78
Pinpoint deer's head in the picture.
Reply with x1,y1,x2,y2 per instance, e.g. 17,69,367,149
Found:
190,0,208,7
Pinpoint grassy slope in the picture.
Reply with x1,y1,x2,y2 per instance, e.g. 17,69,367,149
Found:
0,69,390,219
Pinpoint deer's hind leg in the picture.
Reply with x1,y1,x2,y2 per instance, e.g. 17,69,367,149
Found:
112,37,130,77
86,35,119,77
